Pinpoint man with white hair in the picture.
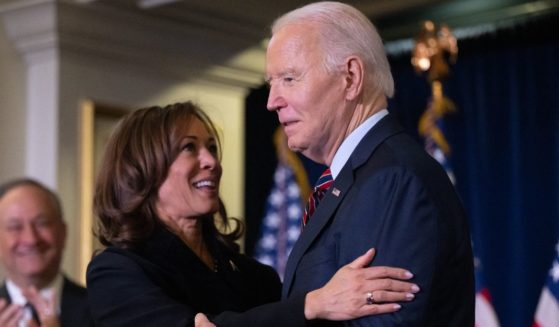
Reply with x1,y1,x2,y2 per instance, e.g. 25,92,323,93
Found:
264,1,474,325
197,1,474,326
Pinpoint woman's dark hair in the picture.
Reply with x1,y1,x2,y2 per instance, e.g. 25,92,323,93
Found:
94,101,243,251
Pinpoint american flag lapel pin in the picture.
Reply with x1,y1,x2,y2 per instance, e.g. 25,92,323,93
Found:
332,188,341,197
229,260,239,272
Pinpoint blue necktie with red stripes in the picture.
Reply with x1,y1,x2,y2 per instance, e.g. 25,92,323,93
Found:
302,168,333,226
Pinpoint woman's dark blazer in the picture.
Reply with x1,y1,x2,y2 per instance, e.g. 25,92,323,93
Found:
87,226,304,327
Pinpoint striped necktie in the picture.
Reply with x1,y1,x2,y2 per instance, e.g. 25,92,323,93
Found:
302,168,333,226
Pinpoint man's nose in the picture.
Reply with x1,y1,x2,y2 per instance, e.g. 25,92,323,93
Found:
267,84,286,112
20,224,39,244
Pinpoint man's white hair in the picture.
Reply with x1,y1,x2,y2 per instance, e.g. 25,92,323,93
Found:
272,1,394,98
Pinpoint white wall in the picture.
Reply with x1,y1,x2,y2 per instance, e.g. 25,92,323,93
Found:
0,17,26,282
0,21,25,182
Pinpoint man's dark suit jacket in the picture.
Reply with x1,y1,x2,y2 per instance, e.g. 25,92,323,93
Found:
0,276,94,327
281,114,475,326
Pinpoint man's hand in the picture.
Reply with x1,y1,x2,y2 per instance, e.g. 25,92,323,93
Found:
195,313,216,327
0,298,22,327
23,287,60,327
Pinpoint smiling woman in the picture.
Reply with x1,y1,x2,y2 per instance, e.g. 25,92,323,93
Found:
91,102,243,252
85,101,280,326
155,117,223,244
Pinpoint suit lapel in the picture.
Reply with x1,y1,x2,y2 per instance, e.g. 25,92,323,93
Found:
60,277,77,326
282,114,405,298
282,167,353,297
0,282,11,303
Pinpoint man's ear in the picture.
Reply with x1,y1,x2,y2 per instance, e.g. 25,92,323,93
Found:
343,56,364,101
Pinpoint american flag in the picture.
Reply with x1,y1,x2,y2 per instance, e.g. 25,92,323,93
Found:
424,132,456,185
533,240,559,327
420,100,456,185
475,256,501,327
254,162,304,280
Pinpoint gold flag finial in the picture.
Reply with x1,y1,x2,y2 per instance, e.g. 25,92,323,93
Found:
412,20,458,82
413,20,458,160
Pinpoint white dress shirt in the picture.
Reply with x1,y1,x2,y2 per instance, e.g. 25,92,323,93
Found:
6,274,63,327
330,109,388,179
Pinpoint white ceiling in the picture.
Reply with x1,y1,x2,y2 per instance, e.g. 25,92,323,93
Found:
75,0,557,41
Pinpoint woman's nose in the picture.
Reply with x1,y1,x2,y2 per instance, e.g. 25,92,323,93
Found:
200,148,218,170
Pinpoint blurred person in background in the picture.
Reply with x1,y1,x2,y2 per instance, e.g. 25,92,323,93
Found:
0,178,93,327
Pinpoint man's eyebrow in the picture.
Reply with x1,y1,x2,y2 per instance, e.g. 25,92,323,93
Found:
3,216,23,225
265,69,298,83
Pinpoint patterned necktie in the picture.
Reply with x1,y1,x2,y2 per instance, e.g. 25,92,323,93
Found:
302,168,333,226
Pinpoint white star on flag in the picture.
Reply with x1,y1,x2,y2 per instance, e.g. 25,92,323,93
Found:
533,240,559,327
254,162,306,280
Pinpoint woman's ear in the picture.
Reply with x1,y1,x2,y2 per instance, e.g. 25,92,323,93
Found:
343,56,364,101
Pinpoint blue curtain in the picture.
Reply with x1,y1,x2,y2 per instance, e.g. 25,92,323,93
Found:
388,14,559,327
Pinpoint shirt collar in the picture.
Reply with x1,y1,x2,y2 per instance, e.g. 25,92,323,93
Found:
330,109,388,179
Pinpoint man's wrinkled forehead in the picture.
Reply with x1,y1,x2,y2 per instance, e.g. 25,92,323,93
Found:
266,24,322,75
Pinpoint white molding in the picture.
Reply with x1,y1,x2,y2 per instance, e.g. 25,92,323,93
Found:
56,0,266,88
0,0,59,189
1,0,267,88
0,0,52,12
0,0,58,64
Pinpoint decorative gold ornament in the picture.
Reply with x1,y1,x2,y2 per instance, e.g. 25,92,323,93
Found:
411,20,458,82
413,20,458,163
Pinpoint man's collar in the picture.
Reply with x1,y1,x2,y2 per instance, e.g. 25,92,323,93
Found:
330,109,389,179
